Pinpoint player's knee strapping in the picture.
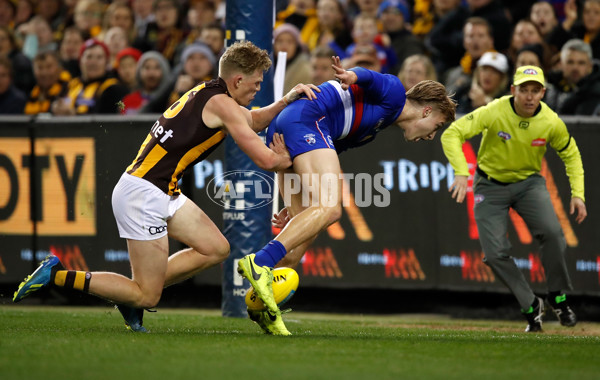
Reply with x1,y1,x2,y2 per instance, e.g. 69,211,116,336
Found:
53,270,92,292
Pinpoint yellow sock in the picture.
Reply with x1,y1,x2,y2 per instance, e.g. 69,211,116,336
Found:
53,270,92,292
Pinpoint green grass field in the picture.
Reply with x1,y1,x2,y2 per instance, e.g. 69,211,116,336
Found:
1,306,599,380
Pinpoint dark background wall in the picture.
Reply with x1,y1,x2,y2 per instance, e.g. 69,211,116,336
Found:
1,115,598,318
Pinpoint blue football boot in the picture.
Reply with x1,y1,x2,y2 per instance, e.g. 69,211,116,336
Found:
13,254,62,302
116,304,148,333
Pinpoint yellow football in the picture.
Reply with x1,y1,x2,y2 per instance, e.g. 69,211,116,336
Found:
245,267,299,311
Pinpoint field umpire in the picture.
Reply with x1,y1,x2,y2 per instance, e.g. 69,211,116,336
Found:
441,65,587,332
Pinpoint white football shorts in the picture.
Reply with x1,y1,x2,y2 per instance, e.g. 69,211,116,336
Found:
111,173,188,240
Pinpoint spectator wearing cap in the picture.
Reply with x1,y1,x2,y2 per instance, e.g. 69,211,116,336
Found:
133,0,185,66
274,23,313,94
176,42,216,87
114,47,142,91
53,38,128,115
0,55,26,114
25,51,71,115
143,42,215,113
121,51,170,115
378,0,426,73
456,51,509,114
275,0,319,46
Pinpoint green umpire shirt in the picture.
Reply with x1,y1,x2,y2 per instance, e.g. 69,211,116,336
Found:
441,95,585,201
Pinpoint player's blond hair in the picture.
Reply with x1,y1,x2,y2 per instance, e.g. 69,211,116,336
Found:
406,80,457,123
219,41,272,78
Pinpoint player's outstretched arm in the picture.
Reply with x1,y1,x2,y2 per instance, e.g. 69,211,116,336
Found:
205,94,292,171
331,57,398,105
332,56,357,90
248,83,320,132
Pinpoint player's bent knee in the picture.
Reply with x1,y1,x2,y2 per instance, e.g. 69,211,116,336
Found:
136,291,162,309
216,238,230,261
131,285,163,309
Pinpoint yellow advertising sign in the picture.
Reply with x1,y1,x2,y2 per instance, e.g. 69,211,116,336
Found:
0,137,96,235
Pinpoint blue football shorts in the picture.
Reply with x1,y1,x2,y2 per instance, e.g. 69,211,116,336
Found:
266,99,336,160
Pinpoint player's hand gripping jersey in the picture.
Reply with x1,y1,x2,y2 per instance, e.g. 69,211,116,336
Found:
266,67,406,157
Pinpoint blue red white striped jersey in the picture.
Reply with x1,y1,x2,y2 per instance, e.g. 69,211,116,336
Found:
313,67,406,152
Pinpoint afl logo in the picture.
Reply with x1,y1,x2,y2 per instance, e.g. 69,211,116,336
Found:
206,170,274,211
498,131,511,140
474,194,485,204
523,68,538,75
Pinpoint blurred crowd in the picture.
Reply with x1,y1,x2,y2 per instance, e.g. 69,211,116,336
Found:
0,0,598,116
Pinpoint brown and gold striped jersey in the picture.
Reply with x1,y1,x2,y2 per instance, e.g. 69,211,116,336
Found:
126,78,228,195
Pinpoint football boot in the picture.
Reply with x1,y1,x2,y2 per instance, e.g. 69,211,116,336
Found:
116,304,148,333
247,308,292,336
547,294,577,327
522,296,545,333
13,254,62,302
237,254,277,313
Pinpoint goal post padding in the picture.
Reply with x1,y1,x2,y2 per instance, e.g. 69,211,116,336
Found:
221,0,275,317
